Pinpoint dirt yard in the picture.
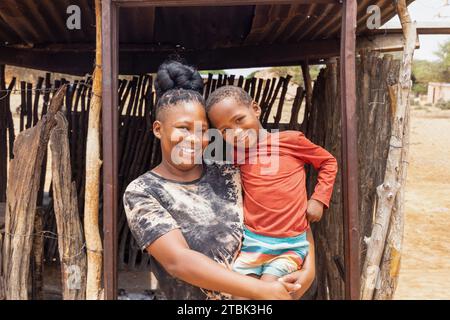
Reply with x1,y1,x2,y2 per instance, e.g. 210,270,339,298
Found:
394,106,450,300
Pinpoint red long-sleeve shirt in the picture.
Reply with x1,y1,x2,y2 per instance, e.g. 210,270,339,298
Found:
239,130,338,237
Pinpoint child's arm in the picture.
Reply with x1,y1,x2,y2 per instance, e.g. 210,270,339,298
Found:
294,132,338,221
147,228,299,300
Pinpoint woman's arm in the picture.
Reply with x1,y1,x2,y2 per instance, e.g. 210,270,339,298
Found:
147,229,298,300
279,229,316,300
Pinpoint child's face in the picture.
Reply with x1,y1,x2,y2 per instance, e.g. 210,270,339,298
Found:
208,97,262,149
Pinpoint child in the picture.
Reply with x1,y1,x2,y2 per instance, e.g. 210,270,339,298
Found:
205,86,338,283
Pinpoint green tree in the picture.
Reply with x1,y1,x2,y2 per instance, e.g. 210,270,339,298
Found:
412,59,441,94
411,39,450,94
434,39,450,82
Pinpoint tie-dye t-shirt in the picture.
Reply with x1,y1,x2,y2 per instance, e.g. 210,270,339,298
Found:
123,161,244,300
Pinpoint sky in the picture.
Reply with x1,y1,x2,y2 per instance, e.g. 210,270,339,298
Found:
225,0,450,77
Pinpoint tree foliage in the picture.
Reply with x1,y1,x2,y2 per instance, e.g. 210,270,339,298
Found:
412,38,450,94
247,65,322,86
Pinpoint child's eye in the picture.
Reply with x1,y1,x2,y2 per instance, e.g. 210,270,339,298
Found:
236,116,245,123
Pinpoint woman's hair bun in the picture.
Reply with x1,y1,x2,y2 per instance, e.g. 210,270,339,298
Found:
154,60,204,97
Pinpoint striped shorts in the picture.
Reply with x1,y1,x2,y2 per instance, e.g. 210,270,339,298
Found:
232,227,309,278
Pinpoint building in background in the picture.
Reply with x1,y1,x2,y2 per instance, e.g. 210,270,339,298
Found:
427,82,450,104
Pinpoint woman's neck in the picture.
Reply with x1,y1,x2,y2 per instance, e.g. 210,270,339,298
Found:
152,159,204,182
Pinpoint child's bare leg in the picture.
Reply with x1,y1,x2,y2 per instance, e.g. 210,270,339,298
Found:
232,274,259,300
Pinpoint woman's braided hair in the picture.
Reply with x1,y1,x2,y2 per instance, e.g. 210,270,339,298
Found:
154,60,205,120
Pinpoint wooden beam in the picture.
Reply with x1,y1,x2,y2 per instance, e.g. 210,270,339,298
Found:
0,31,416,76
0,47,93,76
357,33,420,53
101,0,119,300
340,0,360,300
368,22,450,35
113,0,337,7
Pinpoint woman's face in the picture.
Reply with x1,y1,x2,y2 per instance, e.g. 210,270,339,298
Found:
153,101,209,171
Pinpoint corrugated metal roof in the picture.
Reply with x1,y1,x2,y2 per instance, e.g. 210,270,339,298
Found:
0,0,414,73
0,0,413,48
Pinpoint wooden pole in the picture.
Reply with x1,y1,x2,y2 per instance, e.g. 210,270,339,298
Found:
362,0,416,300
300,61,312,133
2,86,66,300
101,0,119,300
84,0,104,300
30,208,44,300
340,0,360,300
51,112,87,300
0,65,6,203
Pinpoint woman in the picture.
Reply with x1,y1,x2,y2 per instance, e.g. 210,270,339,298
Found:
123,60,315,300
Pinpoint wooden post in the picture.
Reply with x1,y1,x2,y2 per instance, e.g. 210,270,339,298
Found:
289,86,305,130
101,0,119,300
84,0,104,300
31,208,44,300
0,202,5,300
340,0,360,300
2,86,66,300
363,0,416,300
51,112,87,300
0,65,6,203
300,61,312,133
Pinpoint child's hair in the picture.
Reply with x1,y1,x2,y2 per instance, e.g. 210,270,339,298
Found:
205,85,253,113
154,60,205,120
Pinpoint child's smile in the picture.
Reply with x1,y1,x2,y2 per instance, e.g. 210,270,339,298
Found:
207,96,262,149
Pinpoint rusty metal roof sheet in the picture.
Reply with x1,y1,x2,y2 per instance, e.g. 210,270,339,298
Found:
0,1,413,48
0,0,414,73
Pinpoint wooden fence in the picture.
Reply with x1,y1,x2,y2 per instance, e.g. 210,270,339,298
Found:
0,70,305,271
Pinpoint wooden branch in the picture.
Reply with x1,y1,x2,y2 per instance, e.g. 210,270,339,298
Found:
360,0,416,300
31,208,44,300
0,238,3,300
50,112,87,300
374,90,409,300
0,65,7,202
300,62,312,132
2,85,66,300
0,202,4,300
84,0,103,300
289,86,304,130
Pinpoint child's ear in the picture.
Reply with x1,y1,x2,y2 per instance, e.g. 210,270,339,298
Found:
251,101,262,119
153,120,162,139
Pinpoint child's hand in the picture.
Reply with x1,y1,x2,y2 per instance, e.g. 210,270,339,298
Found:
306,199,324,223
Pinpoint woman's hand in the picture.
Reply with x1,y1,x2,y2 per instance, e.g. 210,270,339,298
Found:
257,280,299,300
279,228,316,300
279,269,314,300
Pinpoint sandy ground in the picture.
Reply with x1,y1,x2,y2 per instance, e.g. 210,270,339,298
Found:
394,106,450,300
